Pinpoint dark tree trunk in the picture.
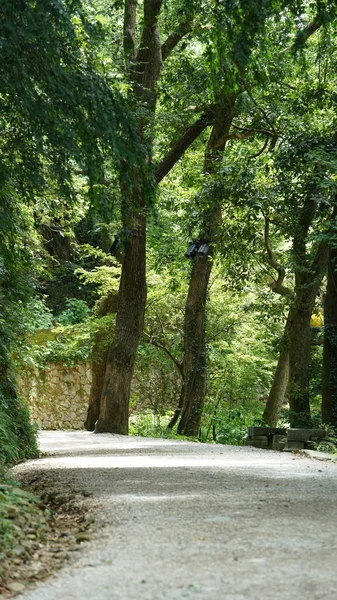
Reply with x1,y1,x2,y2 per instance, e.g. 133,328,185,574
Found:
262,321,290,426
322,246,337,427
167,382,185,430
95,213,147,434
287,242,328,427
263,221,327,428
177,256,212,436
287,302,313,427
177,95,237,437
284,189,328,426
85,338,108,431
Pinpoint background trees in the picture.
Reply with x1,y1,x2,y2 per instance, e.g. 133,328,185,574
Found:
2,0,337,459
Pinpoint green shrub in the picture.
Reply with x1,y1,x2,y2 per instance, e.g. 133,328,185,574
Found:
129,413,168,437
200,401,264,446
0,395,38,468
56,299,91,326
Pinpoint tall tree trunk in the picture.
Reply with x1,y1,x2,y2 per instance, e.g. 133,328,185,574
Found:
287,242,328,427
263,225,327,427
322,245,337,426
177,95,237,437
287,302,313,427
85,339,109,431
177,255,212,436
94,0,163,434
95,212,147,434
262,322,290,426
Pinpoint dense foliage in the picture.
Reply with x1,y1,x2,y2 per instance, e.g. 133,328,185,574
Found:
2,0,337,455
0,0,137,465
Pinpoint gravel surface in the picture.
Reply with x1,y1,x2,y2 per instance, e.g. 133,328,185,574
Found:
13,431,337,600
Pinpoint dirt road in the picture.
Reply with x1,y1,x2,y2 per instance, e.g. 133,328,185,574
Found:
14,431,337,600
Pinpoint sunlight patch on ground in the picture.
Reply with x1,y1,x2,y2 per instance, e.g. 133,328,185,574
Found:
20,453,316,476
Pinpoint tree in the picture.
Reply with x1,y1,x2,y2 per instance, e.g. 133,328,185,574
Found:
0,0,134,458
322,222,337,427
176,0,288,436
94,0,217,433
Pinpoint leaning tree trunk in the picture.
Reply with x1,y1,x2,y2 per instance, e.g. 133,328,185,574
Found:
262,320,290,426
322,245,337,427
177,95,237,437
84,293,118,431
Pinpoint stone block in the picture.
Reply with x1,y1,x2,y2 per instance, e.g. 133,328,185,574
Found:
246,436,269,449
247,427,287,437
309,429,326,440
271,434,287,451
283,440,306,452
287,428,326,442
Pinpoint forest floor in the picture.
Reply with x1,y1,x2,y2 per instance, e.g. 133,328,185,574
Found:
9,430,337,600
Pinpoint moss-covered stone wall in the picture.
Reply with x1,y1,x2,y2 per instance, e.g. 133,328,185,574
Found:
17,363,91,430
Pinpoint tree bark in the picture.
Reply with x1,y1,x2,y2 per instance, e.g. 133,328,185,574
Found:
264,259,326,429
84,293,118,431
262,322,290,426
167,382,185,430
287,302,314,427
177,255,213,436
95,212,147,433
177,95,237,437
287,242,328,427
322,245,337,426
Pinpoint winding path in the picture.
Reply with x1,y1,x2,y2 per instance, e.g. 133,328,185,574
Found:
15,431,337,600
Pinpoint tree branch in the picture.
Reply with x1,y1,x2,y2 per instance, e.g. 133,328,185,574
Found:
264,216,294,298
155,110,214,183
211,122,278,153
161,21,192,61
292,18,321,52
231,123,276,137
211,129,255,150
248,135,270,160
144,332,183,377
242,88,278,135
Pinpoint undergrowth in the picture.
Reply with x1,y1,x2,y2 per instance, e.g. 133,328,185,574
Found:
0,397,38,469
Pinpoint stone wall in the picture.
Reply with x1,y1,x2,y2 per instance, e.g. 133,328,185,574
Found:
18,362,92,430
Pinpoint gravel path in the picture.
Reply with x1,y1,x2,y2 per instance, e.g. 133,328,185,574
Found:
14,431,337,600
